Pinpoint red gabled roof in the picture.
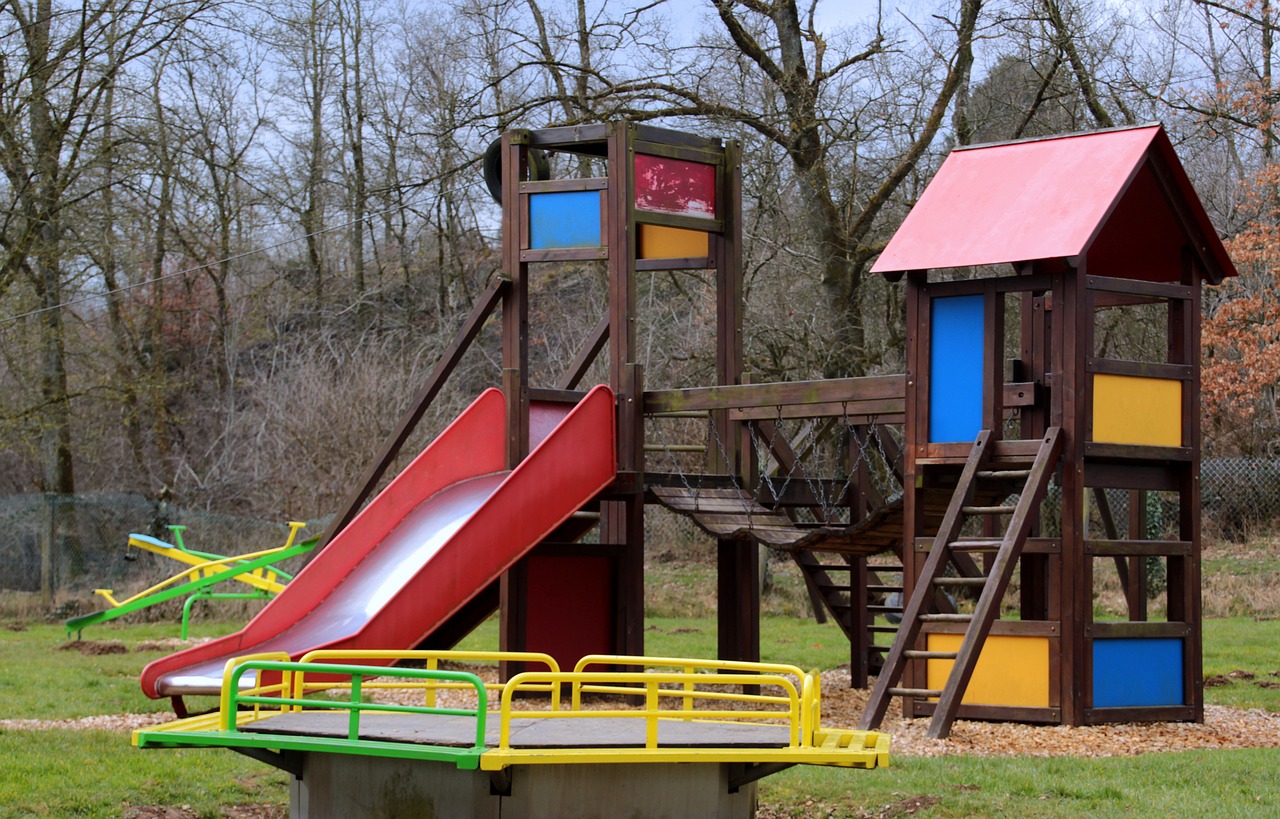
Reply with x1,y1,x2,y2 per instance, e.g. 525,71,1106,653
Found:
870,125,1236,282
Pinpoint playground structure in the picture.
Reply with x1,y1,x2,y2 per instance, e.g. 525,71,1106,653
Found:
133,120,1232,813
66,522,315,638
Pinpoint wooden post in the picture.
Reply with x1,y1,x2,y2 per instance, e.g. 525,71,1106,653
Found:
1058,260,1088,726
900,270,927,714
605,123,646,660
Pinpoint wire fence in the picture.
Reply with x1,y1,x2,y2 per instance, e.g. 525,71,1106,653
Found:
0,493,329,611
1,457,1277,607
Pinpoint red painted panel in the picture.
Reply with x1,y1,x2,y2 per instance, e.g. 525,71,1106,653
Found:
523,554,614,673
634,153,716,218
1086,162,1186,281
141,386,617,699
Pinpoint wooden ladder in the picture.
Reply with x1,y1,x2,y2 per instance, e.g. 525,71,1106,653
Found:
859,427,1063,738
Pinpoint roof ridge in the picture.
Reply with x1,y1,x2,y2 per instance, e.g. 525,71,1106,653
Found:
952,122,1161,153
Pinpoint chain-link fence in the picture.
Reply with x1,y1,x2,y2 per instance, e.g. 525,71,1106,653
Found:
2,458,1277,607
0,493,330,609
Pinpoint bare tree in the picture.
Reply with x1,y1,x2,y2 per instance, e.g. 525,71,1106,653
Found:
0,0,214,496
461,0,981,376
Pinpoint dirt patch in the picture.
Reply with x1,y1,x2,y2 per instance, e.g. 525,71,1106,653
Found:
882,795,942,816
125,806,284,819
125,808,196,819
134,637,211,652
59,639,126,655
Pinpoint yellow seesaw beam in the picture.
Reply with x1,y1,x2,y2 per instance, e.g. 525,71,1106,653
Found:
95,522,306,607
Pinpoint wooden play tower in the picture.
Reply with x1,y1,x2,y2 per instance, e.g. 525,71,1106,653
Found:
859,124,1235,737
486,122,918,682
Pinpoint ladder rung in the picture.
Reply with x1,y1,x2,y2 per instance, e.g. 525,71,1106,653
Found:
962,505,1016,515
812,564,854,571
977,469,1030,480
949,539,1003,551
888,687,942,698
904,650,959,660
920,613,972,623
933,576,986,587
868,625,899,633
867,605,900,613
867,585,903,593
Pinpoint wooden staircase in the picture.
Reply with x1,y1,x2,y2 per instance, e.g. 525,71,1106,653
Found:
859,427,1063,738
650,485,909,681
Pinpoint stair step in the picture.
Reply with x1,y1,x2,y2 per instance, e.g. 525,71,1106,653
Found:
868,625,900,633
814,579,851,590
919,613,973,623
867,584,903,593
867,605,901,613
904,650,959,660
933,576,987,587
888,687,942,698
962,505,1017,515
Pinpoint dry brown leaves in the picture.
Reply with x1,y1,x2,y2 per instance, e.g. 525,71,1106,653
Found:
816,669,1280,758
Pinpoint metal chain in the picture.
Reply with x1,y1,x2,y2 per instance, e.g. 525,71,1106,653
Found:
705,413,754,516
649,416,702,503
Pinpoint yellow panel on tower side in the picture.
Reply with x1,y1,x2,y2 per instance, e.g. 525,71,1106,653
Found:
638,224,710,260
1092,374,1182,447
926,634,1050,708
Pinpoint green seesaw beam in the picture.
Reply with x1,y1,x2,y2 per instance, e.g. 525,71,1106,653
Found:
124,523,305,595
65,533,320,639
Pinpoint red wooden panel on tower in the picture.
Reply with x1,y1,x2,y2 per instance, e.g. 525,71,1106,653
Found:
634,153,716,218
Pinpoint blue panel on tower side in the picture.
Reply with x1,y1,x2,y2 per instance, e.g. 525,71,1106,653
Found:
1092,638,1184,708
528,191,602,249
929,294,985,443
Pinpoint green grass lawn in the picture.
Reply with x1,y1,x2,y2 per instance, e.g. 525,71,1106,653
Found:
2,615,1278,817
0,730,289,818
1,575,1279,816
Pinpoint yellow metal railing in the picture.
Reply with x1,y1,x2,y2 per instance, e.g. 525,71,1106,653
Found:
498,669,804,750
293,649,559,707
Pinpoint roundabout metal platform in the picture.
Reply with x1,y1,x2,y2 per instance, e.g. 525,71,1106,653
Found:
134,651,889,818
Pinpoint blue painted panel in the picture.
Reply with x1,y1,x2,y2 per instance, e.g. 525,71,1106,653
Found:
929,294,985,443
529,191,602,249
1092,638,1184,708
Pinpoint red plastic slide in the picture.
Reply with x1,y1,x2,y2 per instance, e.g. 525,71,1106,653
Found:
140,385,616,700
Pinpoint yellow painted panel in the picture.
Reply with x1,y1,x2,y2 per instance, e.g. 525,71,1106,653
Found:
1092,374,1182,447
638,224,710,260
926,634,1050,708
